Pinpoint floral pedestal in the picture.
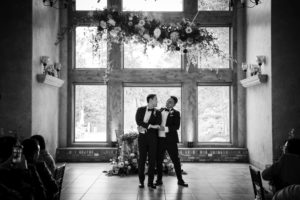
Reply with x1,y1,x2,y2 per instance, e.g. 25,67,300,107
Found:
105,131,182,176
106,131,139,176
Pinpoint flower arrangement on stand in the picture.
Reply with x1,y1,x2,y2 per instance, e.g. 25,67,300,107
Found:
105,131,184,176
108,152,139,176
106,131,139,176
161,153,175,175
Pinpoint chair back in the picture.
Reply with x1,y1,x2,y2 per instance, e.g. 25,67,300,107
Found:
54,163,66,200
249,165,267,200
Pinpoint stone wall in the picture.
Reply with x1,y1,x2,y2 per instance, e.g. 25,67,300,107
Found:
56,147,248,163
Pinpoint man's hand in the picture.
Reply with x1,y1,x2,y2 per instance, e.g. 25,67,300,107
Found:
159,126,165,131
137,126,146,133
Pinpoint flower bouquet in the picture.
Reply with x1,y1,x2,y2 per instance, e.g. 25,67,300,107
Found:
107,152,139,176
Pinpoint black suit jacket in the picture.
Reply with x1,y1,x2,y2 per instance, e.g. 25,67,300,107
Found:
161,108,180,143
135,106,162,132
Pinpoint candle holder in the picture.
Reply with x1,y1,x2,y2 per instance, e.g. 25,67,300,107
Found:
187,142,194,148
111,141,118,147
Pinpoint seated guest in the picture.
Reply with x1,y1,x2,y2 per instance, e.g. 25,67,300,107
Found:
0,136,47,200
272,184,300,200
262,138,300,192
22,138,58,200
31,135,56,175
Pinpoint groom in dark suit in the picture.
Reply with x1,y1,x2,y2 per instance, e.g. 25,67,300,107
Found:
155,96,188,187
135,94,162,189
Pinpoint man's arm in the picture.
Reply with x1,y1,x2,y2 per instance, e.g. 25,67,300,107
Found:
166,111,180,132
135,107,148,129
148,110,162,129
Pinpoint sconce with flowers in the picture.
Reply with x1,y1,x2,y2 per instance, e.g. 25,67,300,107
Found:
40,56,62,78
241,55,266,76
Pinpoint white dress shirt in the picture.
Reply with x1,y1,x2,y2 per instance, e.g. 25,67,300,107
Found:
159,109,170,137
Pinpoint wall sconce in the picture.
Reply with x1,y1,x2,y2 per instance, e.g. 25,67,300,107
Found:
241,56,266,76
187,142,194,148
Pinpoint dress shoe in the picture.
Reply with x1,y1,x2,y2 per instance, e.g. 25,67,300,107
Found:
178,180,188,187
155,180,163,186
139,183,144,188
147,183,156,189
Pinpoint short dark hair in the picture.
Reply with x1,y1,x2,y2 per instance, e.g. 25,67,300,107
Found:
22,138,39,162
31,135,46,150
147,94,156,103
0,136,18,162
170,96,178,104
286,138,300,156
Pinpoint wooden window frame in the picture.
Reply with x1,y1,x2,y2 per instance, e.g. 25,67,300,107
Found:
67,0,239,147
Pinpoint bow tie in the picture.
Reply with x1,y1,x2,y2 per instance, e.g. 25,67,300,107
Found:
164,108,172,112
147,108,154,112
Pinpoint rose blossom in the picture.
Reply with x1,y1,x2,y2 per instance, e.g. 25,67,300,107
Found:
107,19,116,26
185,26,192,34
153,28,161,38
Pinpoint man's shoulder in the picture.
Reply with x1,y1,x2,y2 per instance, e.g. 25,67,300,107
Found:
172,109,180,114
137,106,146,110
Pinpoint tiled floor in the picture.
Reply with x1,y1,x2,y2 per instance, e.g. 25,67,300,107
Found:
60,163,255,200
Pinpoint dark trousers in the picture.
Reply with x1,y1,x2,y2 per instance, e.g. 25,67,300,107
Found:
138,132,157,184
156,137,183,182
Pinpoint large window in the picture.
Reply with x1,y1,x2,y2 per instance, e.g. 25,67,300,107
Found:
124,41,181,69
75,85,107,142
124,86,182,141
69,0,236,146
198,86,230,142
123,0,183,11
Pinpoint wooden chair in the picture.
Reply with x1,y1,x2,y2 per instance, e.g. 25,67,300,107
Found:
53,163,66,200
249,165,273,200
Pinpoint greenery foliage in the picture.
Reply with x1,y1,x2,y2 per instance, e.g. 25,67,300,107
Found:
90,9,222,60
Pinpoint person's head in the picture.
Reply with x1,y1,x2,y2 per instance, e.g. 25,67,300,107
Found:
22,138,40,163
166,96,178,109
0,136,18,163
146,94,157,108
31,135,46,151
285,138,300,156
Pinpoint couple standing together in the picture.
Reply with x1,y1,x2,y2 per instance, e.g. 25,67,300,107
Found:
135,94,188,189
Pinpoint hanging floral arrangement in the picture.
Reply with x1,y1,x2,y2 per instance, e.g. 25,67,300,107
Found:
88,9,222,64
56,8,228,82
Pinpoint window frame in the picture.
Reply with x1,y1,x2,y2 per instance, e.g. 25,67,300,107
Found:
196,83,232,145
67,0,237,147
